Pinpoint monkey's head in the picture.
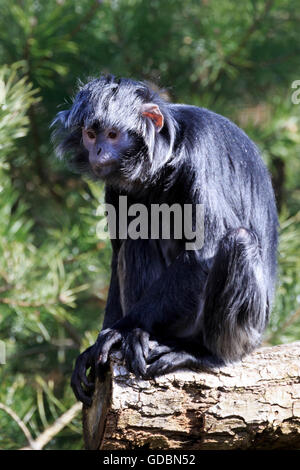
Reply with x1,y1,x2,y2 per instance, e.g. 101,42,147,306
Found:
51,75,177,188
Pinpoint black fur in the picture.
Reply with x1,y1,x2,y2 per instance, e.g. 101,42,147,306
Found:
52,75,278,406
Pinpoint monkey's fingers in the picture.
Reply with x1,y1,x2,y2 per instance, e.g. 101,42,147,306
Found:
96,328,122,366
139,329,150,359
123,328,149,377
147,344,174,363
71,346,95,407
146,351,200,378
71,375,93,407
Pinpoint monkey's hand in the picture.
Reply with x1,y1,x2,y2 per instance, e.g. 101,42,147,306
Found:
122,328,150,378
95,323,150,378
71,326,152,405
96,326,150,378
71,328,122,406
71,344,96,406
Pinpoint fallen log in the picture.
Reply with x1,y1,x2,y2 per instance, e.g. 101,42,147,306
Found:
83,342,300,450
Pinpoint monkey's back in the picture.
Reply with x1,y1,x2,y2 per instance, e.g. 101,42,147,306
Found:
170,104,278,298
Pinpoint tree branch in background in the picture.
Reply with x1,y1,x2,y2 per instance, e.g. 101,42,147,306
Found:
21,402,82,450
0,403,36,449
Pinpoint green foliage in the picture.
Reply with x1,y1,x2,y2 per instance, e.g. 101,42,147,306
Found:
0,0,299,449
267,212,300,345
0,62,110,449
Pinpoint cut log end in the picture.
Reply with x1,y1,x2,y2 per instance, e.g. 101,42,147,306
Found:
82,342,300,450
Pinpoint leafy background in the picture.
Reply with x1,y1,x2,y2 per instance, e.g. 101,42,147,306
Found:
0,0,299,449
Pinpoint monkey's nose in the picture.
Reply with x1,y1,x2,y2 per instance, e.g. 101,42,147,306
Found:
97,147,102,155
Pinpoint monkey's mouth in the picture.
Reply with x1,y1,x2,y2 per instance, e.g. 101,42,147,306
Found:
91,159,119,177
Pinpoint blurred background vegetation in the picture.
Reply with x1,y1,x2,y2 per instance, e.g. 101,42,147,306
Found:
0,0,299,449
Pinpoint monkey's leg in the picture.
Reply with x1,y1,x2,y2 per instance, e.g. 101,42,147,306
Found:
119,248,209,377
146,227,268,377
202,227,268,363
146,338,224,377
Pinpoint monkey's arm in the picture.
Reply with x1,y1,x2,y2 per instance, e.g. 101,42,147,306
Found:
95,250,208,373
101,186,124,328
70,249,123,406
71,249,205,405
102,252,123,329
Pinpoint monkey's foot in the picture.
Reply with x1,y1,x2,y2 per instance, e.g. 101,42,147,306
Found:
146,343,223,378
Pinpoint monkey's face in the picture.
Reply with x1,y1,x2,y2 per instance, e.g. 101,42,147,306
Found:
81,125,134,178
52,76,172,187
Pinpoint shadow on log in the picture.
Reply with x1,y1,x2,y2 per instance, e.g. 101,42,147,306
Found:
83,342,300,450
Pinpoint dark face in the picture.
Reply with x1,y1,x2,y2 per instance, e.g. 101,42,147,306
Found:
82,125,134,178
52,76,167,186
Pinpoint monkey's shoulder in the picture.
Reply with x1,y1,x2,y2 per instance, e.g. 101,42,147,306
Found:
170,103,250,138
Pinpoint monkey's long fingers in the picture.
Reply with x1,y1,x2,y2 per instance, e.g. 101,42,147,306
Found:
71,346,95,407
146,351,199,378
96,329,122,366
76,355,95,390
147,344,174,363
145,352,180,378
71,375,93,407
139,329,150,360
123,329,149,377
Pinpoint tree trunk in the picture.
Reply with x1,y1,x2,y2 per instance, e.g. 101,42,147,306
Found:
82,342,300,450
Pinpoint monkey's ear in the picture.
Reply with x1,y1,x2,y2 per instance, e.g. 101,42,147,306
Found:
141,103,164,132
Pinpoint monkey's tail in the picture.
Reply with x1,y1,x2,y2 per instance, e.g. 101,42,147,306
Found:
201,227,268,364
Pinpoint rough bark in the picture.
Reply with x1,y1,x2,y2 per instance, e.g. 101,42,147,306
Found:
83,342,300,450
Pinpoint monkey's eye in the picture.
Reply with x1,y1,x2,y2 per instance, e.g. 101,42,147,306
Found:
107,130,118,140
86,129,96,140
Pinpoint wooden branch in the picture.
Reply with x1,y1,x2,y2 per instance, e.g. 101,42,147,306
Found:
21,402,82,450
0,403,35,449
83,342,300,450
